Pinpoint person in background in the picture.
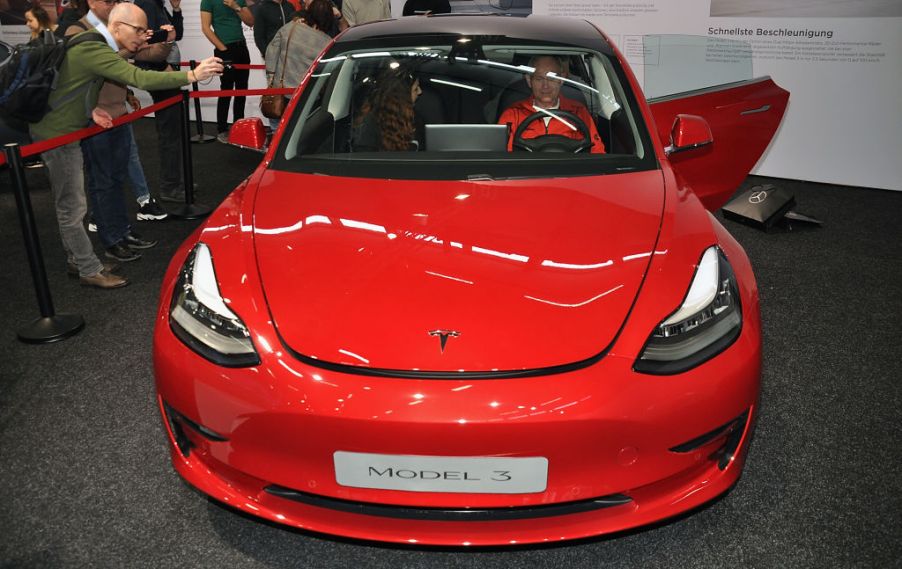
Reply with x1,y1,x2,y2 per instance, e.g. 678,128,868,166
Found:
200,0,254,142
55,0,88,38
253,0,295,57
352,67,421,151
133,0,185,207
264,0,343,91
263,0,342,130
87,90,168,233
341,0,389,26
25,4,56,40
31,2,222,288
124,90,169,220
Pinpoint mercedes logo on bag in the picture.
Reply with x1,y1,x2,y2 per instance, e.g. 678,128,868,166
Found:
748,190,769,204
428,330,460,353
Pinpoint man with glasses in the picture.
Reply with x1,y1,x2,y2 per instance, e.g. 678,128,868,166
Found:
497,55,605,154
31,2,222,289
65,0,163,265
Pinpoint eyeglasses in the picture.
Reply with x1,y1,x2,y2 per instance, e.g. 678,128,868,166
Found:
118,21,148,35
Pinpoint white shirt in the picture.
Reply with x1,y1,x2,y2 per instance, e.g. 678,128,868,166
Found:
86,10,118,51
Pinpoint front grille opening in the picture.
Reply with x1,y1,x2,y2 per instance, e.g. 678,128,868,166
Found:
265,485,632,522
162,402,229,458
669,409,750,471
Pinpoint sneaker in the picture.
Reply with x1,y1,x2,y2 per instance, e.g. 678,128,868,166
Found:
80,269,129,289
67,261,120,277
124,232,158,249
137,198,169,221
105,242,142,262
217,131,230,144
88,217,97,233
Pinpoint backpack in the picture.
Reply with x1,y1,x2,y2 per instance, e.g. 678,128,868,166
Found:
0,30,105,124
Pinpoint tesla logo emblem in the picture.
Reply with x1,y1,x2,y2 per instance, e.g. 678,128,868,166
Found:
428,330,460,353
748,190,769,204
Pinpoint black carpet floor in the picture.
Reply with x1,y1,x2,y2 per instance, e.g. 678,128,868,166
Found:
1,119,900,568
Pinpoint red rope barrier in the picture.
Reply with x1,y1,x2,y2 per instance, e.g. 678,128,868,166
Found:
0,83,295,167
0,94,182,166
189,87,294,98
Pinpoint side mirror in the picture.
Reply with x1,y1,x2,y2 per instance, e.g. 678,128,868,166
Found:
665,114,713,155
228,118,268,151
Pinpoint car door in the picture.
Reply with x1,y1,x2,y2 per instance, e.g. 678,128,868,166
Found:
643,36,789,211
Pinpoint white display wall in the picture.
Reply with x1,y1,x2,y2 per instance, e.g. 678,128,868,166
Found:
533,0,902,191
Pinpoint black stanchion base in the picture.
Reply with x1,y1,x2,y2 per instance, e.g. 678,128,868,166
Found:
191,134,217,144
168,202,214,220
18,314,85,344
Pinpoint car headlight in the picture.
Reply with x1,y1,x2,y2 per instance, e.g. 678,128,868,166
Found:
634,246,742,375
169,243,260,367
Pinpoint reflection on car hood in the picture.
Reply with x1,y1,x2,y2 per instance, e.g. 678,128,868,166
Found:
253,169,664,372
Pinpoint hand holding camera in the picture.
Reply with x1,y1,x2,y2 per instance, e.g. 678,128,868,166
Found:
192,57,225,82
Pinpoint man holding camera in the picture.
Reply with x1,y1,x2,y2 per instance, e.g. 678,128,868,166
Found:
201,0,254,142
32,2,222,288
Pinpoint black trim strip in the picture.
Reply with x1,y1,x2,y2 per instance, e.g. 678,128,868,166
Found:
668,408,750,472
163,401,229,443
264,485,631,521
281,338,611,379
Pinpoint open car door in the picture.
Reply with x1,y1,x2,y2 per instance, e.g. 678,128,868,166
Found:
644,36,789,211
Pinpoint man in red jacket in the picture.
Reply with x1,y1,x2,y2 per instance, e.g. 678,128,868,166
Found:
498,55,605,154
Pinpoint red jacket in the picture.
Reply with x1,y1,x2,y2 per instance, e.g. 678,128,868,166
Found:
498,96,605,154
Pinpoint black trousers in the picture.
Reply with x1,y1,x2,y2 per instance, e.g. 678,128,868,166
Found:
148,87,184,195
214,41,251,133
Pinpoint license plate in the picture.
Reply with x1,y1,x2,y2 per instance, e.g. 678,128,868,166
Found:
334,451,548,494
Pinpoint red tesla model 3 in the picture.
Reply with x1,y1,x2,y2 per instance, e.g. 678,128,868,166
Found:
153,15,788,545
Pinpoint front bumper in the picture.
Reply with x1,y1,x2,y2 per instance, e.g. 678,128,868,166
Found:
154,318,760,546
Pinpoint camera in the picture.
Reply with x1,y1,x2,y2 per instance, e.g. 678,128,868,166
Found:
222,60,234,71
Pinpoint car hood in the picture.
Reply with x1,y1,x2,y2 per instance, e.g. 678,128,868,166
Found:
252,169,664,372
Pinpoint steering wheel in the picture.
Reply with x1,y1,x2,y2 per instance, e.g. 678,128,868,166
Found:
512,110,593,153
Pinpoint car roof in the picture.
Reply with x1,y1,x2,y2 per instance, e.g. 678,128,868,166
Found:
335,14,613,53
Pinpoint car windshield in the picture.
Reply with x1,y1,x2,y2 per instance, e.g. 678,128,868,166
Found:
271,33,657,180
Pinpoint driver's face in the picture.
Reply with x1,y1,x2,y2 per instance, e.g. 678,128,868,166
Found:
527,57,564,108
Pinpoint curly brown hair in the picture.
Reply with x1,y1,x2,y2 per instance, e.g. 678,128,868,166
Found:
362,70,417,151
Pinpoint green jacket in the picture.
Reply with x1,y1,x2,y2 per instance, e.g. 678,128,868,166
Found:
30,33,191,141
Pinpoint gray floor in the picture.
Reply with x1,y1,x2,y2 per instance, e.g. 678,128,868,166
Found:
1,119,901,568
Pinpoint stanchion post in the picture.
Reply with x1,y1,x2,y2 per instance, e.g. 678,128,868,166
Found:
4,143,84,343
168,91,213,220
189,60,215,144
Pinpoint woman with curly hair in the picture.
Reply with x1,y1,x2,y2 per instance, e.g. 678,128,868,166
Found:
353,68,422,151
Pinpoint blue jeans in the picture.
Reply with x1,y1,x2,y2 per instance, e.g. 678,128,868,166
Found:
81,125,132,249
126,125,150,203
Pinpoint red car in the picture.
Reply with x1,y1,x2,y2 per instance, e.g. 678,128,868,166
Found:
154,15,788,545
